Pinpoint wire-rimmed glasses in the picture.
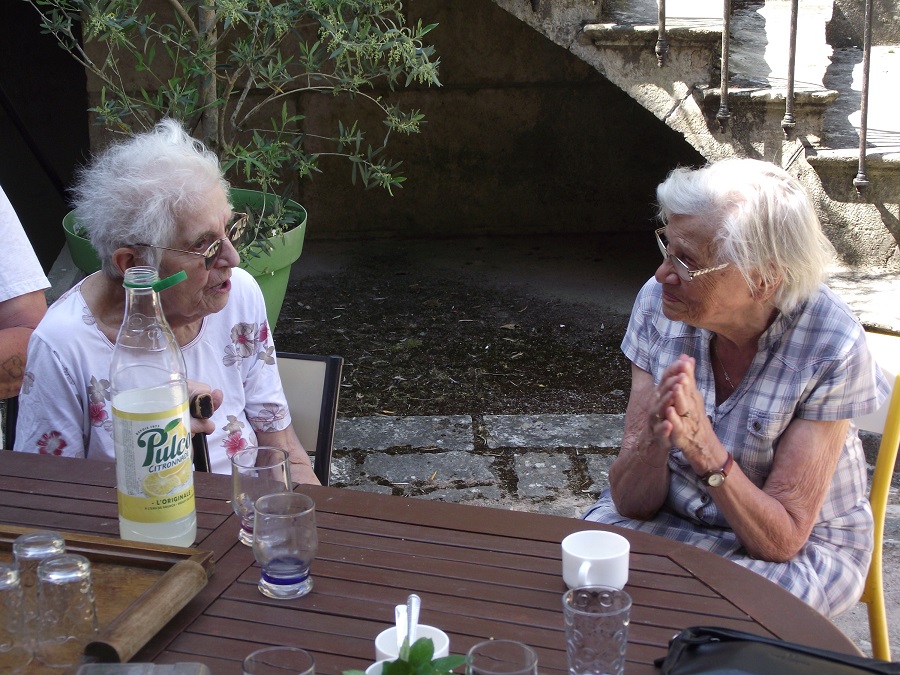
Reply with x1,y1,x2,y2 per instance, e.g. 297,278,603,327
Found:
135,212,251,269
654,227,729,282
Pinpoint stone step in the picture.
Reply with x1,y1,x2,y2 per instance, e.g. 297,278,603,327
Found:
580,4,839,149
823,46,900,153
808,149,900,204
586,2,900,158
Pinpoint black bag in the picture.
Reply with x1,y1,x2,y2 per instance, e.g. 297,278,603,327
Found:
655,626,900,674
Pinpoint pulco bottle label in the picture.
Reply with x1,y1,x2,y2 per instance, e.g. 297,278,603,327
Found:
112,398,195,523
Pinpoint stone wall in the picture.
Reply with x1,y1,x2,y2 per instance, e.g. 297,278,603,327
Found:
829,0,900,45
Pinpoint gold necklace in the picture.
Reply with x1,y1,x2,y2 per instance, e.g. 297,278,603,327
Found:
713,338,736,391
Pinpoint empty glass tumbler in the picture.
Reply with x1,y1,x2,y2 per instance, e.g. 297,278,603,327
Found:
562,586,631,675
465,640,538,675
252,492,318,599
0,563,31,672
232,447,292,546
13,530,66,648
36,554,99,668
242,646,315,674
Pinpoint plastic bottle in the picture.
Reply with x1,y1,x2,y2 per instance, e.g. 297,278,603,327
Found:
110,266,197,547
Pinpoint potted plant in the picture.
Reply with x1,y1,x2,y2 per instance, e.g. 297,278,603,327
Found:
30,0,441,326
344,636,465,675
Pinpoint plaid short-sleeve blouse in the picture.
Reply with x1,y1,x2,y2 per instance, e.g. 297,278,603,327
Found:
583,278,890,618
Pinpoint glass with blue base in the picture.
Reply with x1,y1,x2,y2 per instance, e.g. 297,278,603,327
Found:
252,492,317,599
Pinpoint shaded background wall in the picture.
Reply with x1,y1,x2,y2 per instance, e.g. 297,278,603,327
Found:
3,0,703,253
294,0,704,238
0,1,89,270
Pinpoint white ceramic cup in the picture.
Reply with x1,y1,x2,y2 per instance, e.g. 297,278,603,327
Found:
366,659,391,675
375,624,450,661
561,530,630,590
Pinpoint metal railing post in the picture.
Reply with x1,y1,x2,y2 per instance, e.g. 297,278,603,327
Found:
656,0,669,67
854,0,874,195
716,0,732,131
781,0,798,136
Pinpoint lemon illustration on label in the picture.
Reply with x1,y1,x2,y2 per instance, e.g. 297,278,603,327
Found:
159,457,192,484
142,472,182,498
172,458,193,485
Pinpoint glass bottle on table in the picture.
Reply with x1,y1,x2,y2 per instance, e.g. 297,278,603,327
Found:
110,266,197,547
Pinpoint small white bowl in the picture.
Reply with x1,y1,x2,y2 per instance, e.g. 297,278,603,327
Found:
375,625,450,661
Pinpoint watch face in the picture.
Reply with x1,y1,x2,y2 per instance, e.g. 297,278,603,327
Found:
707,472,725,488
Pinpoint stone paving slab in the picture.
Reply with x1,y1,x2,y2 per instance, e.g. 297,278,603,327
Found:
514,452,573,498
362,450,495,485
334,415,473,451
330,415,899,564
483,413,625,449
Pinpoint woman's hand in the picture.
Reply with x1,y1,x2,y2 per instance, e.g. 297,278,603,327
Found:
654,355,722,476
610,355,730,522
256,426,321,486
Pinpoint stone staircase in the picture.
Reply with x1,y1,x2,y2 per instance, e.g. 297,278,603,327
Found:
491,0,900,273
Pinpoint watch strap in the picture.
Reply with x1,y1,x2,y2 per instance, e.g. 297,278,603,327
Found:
700,452,733,486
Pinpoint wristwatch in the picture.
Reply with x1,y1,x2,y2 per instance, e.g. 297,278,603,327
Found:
700,452,733,488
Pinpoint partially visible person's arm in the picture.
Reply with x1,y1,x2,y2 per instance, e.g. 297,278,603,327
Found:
705,416,847,561
255,425,320,485
0,289,47,399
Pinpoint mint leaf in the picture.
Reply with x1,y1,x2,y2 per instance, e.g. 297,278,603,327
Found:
431,655,465,672
408,637,435,665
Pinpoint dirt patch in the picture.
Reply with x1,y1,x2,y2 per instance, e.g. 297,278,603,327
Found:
273,246,633,418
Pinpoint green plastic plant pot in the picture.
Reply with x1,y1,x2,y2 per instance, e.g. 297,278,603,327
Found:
232,189,307,330
62,210,102,274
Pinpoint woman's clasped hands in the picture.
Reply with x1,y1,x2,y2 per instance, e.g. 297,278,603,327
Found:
651,355,718,476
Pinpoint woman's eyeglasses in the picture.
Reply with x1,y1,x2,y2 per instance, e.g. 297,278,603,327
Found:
134,213,251,269
654,227,729,282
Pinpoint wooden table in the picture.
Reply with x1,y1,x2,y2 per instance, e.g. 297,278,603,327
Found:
0,452,859,673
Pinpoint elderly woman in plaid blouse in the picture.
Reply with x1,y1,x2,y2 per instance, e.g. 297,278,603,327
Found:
583,158,889,618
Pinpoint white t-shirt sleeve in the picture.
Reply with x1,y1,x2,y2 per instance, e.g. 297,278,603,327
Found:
0,186,50,302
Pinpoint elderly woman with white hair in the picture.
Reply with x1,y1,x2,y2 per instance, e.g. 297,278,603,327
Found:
583,158,889,618
14,119,318,485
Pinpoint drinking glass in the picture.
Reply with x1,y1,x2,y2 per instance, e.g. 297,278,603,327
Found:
562,586,631,675
232,447,292,546
252,492,318,599
243,646,315,674
0,563,31,672
35,554,99,668
13,530,66,648
466,640,538,675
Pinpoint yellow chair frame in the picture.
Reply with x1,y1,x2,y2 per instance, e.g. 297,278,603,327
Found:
856,332,900,662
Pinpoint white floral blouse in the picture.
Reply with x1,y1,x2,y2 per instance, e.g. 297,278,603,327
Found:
14,267,291,475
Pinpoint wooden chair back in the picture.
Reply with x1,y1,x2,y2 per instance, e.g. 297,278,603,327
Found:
276,352,343,486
